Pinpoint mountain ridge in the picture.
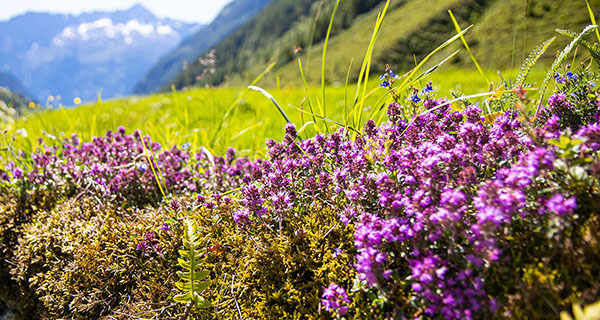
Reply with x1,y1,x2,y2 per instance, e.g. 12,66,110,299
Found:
0,4,200,103
132,0,272,95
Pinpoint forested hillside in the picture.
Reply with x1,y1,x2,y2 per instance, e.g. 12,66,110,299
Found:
166,0,600,90
169,0,387,90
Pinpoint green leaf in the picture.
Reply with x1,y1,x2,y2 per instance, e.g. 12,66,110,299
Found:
193,270,210,281
177,258,190,269
173,292,192,303
194,296,211,309
175,281,189,291
177,271,191,280
194,281,211,292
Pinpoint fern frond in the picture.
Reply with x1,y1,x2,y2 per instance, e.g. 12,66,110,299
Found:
557,28,600,65
537,25,599,115
174,219,211,310
515,37,556,86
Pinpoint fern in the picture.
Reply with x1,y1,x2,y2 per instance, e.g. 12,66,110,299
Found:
515,37,556,86
557,29,600,65
174,219,211,310
537,25,599,114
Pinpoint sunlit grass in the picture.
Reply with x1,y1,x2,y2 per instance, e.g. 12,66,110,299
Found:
4,67,548,164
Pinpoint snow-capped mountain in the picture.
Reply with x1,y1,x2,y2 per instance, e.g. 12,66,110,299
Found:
0,5,201,104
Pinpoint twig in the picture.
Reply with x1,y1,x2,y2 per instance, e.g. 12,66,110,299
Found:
231,274,243,320
323,223,338,238
111,311,152,320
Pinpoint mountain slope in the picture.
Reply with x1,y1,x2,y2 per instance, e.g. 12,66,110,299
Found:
0,5,199,103
279,0,600,87
167,0,600,90
132,0,272,95
0,71,34,112
0,71,34,101
169,0,388,91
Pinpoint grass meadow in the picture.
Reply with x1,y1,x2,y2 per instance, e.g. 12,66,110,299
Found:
4,68,547,159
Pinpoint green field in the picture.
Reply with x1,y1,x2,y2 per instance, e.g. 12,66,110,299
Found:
3,67,548,162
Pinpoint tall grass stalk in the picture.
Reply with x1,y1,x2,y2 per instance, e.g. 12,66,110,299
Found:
448,10,489,85
210,62,276,147
320,0,341,133
586,0,600,44
395,26,472,93
344,58,354,134
298,59,321,133
352,0,391,138
248,86,292,124
139,131,167,198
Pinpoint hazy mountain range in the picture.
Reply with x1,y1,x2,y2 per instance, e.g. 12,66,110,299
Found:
0,4,200,104
133,0,272,94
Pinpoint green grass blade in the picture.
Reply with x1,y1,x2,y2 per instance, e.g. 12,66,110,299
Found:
344,58,354,131
139,131,167,198
231,122,263,142
297,121,316,136
353,0,391,136
405,50,461,90
210,62,276,147
298,59,321,133
585,0,600,43
248,86,291,124
396,26,473,92
448,10,489,84
321,0,341,131
287,103,360,133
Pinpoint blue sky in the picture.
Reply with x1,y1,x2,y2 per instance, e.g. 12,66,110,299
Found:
0,0,233,23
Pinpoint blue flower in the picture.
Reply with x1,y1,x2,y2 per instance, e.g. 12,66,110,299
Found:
554,72,565,84
421,84,434,95
137,163,148,173
565,72,578,81
181,142,191,150
380,69,399,80
380,80,391,88
333,248,342,258
408,95,421,104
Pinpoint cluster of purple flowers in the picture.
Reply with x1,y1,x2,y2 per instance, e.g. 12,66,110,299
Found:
3,73,600,318
136,231,163,257
2,127,253,206
321,283,350,315
213,98,599,318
